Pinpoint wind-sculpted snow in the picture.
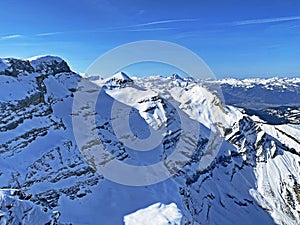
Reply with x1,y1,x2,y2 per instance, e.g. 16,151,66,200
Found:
0,57,299,224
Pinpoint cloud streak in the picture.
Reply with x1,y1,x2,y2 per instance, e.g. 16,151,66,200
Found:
118,27,177,32
230,16,300,26
0,18,198,39
124,18,200,28
0,34,22,40
4,16,298,40
36,32,64,36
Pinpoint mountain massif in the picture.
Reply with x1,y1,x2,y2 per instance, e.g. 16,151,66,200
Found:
0,56,299,225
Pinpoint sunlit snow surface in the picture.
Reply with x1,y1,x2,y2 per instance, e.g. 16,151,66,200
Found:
124,202,182,225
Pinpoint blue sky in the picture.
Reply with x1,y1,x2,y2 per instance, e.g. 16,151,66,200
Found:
0,0,300,78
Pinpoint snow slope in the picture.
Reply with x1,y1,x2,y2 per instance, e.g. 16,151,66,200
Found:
124,202,182,225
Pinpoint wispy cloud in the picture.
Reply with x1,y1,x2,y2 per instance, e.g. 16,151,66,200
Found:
0,18,198,40
2,16,299,41
229,16,300,26
34,26,178,35
36,32,64,36
136,9,145,16
120,27,177,32
0,34,22,40
125,18,200,28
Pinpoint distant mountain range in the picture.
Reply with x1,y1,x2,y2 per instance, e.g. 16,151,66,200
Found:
0,56,299,225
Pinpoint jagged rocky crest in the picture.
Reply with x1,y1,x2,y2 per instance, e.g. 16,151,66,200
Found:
0,56,71,77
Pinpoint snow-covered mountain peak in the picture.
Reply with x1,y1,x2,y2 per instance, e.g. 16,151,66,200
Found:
171,73,183,80
0,56,71,77
27,55,71,75
111,71,132,81
26,55,65,63
104,71,134,88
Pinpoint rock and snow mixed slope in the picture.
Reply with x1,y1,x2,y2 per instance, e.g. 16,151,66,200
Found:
0,56,299,225
0,189,62,224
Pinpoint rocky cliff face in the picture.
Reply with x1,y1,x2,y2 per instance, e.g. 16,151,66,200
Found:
0,56,71,77
0,57,299,225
